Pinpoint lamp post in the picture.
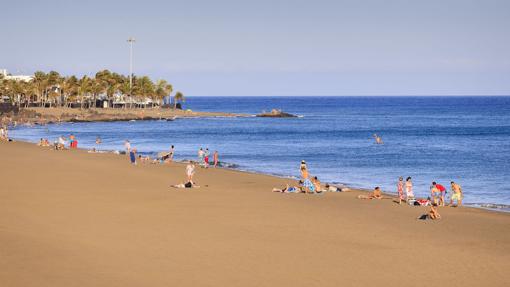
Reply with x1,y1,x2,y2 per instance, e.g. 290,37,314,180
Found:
127,37,136,95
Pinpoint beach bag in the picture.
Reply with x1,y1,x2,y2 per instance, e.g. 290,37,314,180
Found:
184,182,192,188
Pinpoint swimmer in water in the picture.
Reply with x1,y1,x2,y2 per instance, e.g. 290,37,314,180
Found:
373,134,383,144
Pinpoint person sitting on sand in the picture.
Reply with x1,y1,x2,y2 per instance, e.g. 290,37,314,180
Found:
358,187,383,199
418,204,441,220
302,177,315,194
186,162,195,183
450,181,463,207
272,184,300,193
171,181,200,189
56,136,66,150
312,176,324,193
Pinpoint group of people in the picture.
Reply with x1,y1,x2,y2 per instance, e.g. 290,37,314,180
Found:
273,160,345,194
396,177,463,207
272,160,465,221
197,148,219,168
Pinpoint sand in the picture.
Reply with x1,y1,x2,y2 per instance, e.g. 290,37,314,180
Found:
1,141,509,287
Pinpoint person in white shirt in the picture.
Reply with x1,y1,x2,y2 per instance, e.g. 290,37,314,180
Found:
186,163,195,183
124,140,131,154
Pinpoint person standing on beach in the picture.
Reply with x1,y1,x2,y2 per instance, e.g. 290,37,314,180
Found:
405,177,414,201
213,151,219,167
124,140,131,155
186,162,195,183
450,181,463,206
198,148,204,164
169,145,175,162
432,182,446,206
204,148,210,168
397,177,404,204
129,148,137,165
300,160,309,179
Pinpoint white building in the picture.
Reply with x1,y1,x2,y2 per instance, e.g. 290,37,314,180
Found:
0,69,33,82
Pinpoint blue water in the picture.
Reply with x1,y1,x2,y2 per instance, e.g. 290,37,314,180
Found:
10,96,510,207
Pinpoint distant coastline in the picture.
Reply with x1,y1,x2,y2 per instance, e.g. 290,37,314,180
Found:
2,107,250,125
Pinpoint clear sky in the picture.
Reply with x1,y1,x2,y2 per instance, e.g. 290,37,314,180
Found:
1,0,509,96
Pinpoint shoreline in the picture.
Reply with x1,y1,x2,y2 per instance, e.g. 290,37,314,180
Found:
1,107,251,126
8,136,510,213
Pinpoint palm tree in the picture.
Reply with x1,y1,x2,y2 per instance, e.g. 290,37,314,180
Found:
78,76,91,109
154,79,173,107
173,91,185,109
33,71,48,107
135,76,155,108
61,76,78,107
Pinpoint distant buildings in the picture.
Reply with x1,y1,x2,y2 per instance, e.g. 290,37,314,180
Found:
0,69,33,82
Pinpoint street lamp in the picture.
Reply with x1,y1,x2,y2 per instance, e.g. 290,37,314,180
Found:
127,37,136,95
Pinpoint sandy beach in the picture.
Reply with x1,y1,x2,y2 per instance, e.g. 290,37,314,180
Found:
1,140,509,287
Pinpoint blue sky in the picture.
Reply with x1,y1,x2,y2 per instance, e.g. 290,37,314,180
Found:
1,0,509,96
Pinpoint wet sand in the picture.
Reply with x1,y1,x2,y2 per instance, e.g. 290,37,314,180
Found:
1,141,509,287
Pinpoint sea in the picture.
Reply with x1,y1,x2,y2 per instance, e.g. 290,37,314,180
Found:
10,96,510,210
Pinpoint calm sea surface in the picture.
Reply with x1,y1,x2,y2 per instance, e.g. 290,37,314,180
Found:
10,96,510,209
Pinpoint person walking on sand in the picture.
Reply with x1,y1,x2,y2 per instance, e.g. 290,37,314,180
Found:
405,177,414,201
397,177,404,204
450,181,463,207
124,140,131,154
213,150,219,167
186,162,195,183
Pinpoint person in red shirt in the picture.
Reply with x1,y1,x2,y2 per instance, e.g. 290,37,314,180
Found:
432,182,446,206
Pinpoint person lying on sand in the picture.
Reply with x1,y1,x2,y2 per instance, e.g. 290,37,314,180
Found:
358,187,383,199
138,155,151,163
171,181,200,189
272,184,300,193
324,184,344,192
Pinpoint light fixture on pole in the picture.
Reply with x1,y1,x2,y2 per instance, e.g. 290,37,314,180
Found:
127,37,136,95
